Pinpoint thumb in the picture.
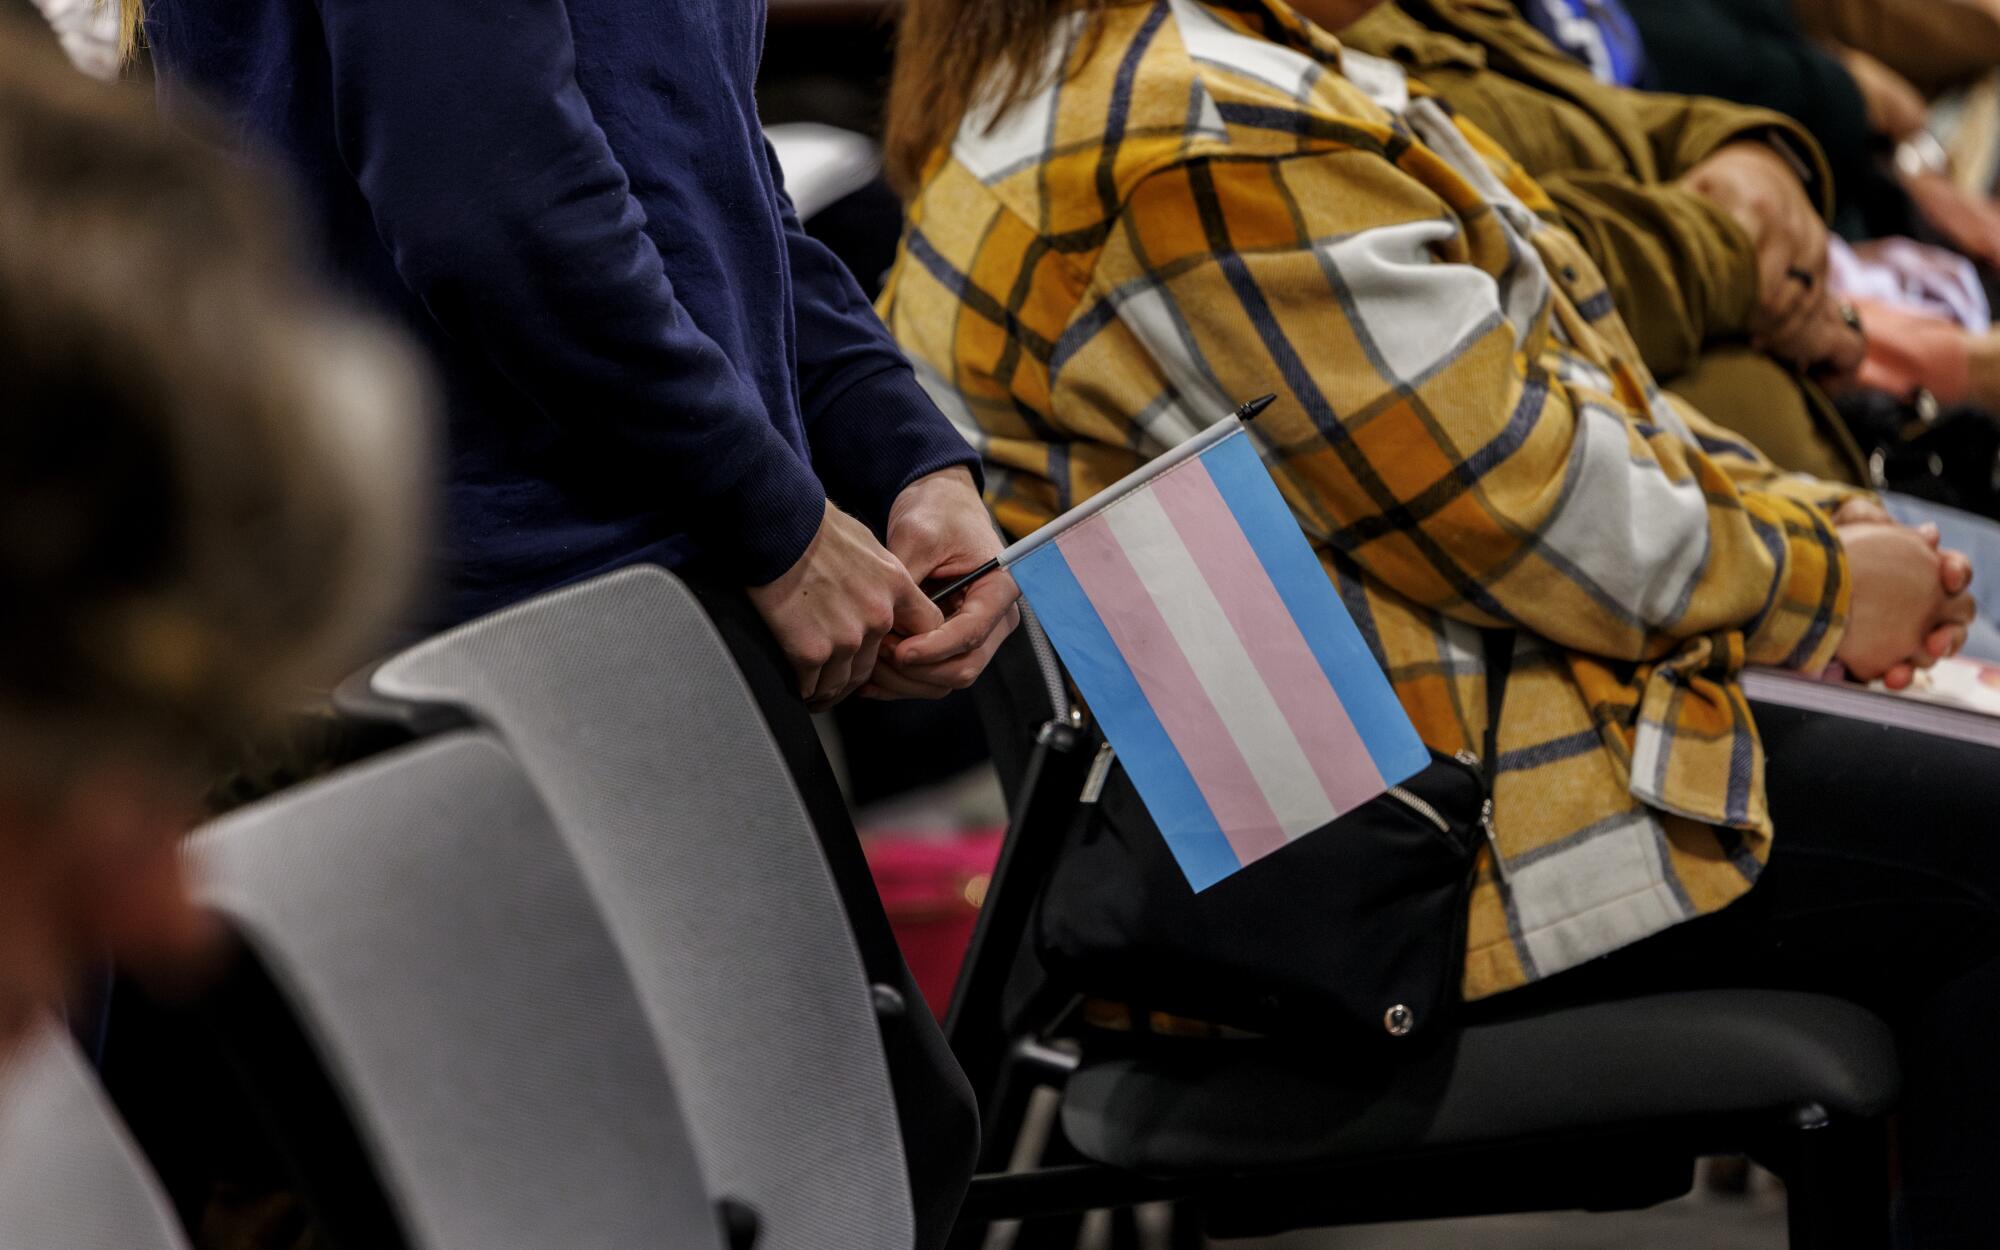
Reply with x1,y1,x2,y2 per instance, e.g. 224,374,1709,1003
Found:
890,571,945,637
1944,550,1974,595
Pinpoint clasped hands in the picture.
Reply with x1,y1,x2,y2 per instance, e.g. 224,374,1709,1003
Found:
747,466,1021,710
1832,498,1977,690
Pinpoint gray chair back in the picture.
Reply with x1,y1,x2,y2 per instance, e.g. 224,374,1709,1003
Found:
190,732,722,1250
0,1022,189,1250
369,567,914,1250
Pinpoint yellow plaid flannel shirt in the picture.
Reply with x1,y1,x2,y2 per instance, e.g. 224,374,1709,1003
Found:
881,0,1853,998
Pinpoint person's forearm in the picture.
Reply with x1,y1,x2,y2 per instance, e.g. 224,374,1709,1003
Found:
772,159,979,529
1110,149,1847,669
1540,172,1760,377
319,0,827,581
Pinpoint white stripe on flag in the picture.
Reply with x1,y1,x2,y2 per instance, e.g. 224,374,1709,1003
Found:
1000,419,1245,562
1100,485,1340,841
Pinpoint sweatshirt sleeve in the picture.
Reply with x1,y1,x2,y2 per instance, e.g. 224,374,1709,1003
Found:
1625,0,1872,179
312,0,826,584
764,144,980,531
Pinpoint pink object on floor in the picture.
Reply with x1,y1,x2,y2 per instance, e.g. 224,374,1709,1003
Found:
864,829,1005,1018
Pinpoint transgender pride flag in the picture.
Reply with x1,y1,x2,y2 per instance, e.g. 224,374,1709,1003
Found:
1008,412,1428,890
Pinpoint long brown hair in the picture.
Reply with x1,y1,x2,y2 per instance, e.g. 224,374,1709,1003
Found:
883,0,1105,195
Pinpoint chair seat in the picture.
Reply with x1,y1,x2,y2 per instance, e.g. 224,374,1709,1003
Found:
1062,990,1899,1174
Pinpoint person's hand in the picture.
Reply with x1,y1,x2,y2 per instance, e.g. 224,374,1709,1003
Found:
746,500,943,710
1680,143,1863,377
1835,46,1929,141
1832,498,1976,676
1834,496,1976,631
1901,171,2000,269
1834,520,1975,688
865,466,1021,699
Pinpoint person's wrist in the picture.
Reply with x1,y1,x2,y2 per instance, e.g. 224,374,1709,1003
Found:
1688,141,1779,186
889,465,979,522
904,464,978,497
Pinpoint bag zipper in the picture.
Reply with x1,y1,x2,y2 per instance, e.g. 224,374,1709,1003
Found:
1454,748,1506,882
1386,784,1452,834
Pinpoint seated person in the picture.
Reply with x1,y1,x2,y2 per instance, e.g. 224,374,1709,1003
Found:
1626,0,2000,275
1343,0,2000,653
880,0,1992,1240
0,36,423,1057
1347,0,1871,483
1353,0,2000,486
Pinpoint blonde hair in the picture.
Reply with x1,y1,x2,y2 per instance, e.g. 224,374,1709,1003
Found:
0,36,429,778
117,0,141,64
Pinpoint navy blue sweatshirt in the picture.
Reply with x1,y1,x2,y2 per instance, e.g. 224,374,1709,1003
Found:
147,0,977,624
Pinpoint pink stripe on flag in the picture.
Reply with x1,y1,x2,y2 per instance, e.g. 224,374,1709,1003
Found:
1058,517,1290,865
1153,461,1389,814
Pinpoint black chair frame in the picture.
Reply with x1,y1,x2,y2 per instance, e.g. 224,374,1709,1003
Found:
943,616,1899,1250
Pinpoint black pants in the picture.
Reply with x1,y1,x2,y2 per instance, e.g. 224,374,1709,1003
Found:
688,580,980,1250
1475,703,2000,1247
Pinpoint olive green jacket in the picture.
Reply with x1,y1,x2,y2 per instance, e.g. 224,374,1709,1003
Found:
1796,0,2000,98
1344,0,1867,482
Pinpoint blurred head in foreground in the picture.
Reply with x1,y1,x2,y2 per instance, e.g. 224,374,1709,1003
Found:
0,33,427,1054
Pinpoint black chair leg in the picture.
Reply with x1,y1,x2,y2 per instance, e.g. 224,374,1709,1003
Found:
1765,1106,1892,1250
1010,1124,1092,1250
1167,1201,1206,1250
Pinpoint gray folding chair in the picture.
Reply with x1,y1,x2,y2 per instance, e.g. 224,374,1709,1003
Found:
189,732,724,1250
349,569,917,1248
349,568,915,1250
0,1021,190,1250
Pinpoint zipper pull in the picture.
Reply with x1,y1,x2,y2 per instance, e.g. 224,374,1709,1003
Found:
1453,749,1509,881
1479,797,1508,882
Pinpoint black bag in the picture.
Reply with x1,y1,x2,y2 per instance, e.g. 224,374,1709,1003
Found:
1838,388,2000,521
1032,636,1507,1044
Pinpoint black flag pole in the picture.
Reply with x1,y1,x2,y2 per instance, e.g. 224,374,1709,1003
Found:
926,394,1277,606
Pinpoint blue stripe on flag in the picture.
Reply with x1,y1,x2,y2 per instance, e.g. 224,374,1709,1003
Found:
1201,433,1431,785
1010,540,1244,891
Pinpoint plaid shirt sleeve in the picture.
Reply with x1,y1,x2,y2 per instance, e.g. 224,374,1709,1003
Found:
1071,136,1849,674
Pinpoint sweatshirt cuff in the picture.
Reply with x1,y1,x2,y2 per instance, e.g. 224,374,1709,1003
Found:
807,365,982,532
700,431,829,587
1742,493,1851,673
1665,185,1764,340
